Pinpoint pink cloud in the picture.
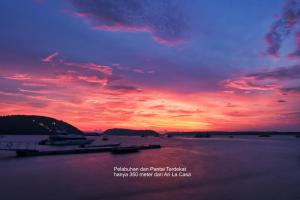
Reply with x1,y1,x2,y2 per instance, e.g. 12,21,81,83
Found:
4,73,31,81
93,23,150,33
223,77,278,91
77,75,108,85
223,64,300,94
92,23,186,47
42,52,59,63
40,54,116,86
64,62,112,76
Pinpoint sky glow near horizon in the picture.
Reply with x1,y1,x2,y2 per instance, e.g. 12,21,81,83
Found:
0,0,300,132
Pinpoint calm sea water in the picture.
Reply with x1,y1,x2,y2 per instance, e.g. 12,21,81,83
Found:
0,135,300,200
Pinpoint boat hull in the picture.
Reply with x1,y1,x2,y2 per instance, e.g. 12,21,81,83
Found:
42,138,94,146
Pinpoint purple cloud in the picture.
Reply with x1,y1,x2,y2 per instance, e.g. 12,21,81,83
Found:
224,64,300,93
265,0,300,57
68,0,188,46
247,64,300,80
287,32,300,58
281,86,300,93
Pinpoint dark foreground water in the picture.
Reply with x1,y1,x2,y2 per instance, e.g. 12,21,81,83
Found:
0,135,300,200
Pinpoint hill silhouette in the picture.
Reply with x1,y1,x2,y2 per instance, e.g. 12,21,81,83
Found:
0,115,83,135
102,128,160,137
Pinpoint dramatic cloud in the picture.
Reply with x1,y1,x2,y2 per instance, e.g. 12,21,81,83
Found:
223,77,278,91
247,64,300,80
225,65,300,93
2,0,300,131
68,0,188,46
40,52,118,86
265,0,300,57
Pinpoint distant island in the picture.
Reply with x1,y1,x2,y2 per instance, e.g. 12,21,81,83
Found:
102,128,160,137
0,115,83,135
165,131,300,137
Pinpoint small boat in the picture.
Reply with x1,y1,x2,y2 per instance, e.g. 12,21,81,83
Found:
39,134,94,146
194,133,211,138
111,146,139,154
259,134,271,137
80,143,120,148
140,144,161,149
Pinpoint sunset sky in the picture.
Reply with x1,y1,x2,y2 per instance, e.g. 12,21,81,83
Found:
0,0,300,132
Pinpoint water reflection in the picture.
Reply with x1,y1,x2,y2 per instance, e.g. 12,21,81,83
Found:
0,135,300,200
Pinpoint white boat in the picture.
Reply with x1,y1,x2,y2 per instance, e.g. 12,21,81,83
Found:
39,134,95,146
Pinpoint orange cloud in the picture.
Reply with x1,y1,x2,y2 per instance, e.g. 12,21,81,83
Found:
1,57,300,132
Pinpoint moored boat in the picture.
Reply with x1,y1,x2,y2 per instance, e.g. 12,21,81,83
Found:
39,134,94,146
